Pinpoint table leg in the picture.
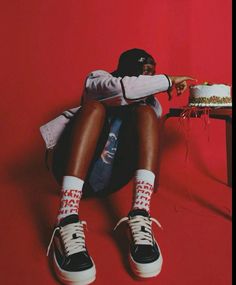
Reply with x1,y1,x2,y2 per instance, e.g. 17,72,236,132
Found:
226,118,232,187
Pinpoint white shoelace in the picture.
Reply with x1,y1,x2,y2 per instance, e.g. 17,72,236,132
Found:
114,215,162,246
47,221,87,257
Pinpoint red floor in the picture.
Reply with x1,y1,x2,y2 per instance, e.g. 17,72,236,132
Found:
1,116,232,285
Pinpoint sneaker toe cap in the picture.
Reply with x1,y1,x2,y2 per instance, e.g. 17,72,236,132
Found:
63,252,94,271
131,244,160,264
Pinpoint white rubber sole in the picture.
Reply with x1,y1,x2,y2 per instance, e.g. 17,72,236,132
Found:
53,253,96,285
129,251,163,278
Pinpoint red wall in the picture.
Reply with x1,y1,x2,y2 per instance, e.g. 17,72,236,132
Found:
0,0,232,168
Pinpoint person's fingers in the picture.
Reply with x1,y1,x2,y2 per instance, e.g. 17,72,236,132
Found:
178,82,187,89
188,77,197,81
183,76,197,84
169,78,194,98
175,77,197,85
176,87,183,95
182,85,188,93
176,81,188,95
181,81,188,92
182,76,197,82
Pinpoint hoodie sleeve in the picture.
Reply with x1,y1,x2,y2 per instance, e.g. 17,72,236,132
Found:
121,74,171,100
83,70,171,106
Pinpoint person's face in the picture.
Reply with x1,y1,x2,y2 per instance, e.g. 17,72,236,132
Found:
142,64,155,75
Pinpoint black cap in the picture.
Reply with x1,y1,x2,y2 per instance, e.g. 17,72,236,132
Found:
112,48,156,77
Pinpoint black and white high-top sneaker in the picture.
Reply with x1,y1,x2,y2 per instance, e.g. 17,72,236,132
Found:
114,209,163,278
47,215,96,285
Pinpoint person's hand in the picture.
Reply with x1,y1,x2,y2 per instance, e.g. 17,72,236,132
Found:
167,76,197,100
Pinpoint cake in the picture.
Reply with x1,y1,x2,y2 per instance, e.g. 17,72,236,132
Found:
189,83,232,107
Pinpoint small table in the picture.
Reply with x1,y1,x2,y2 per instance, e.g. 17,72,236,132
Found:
163,107,232,186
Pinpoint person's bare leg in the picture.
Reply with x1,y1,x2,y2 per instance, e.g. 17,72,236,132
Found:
49,100,102,284
55,100,106,222
66,100,106,179
125,105,163,278
135,105,159,172
131,104,160,213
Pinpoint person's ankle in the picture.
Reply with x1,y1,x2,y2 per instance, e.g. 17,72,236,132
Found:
57,214,80,227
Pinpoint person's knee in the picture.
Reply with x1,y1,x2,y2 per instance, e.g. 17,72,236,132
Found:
135,104,157,121
80,100,106,118
83,100,105,112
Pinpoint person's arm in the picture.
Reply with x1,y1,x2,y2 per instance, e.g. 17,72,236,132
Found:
84,71,123,103
84,70,196,105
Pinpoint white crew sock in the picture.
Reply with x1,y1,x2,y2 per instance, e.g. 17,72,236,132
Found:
57,176,84,223
132,169,155,213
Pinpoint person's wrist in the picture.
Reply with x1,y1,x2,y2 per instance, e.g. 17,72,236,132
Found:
164,74,173,89
167,76,175,86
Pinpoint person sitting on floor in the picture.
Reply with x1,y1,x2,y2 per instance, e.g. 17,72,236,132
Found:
42,48,195,285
